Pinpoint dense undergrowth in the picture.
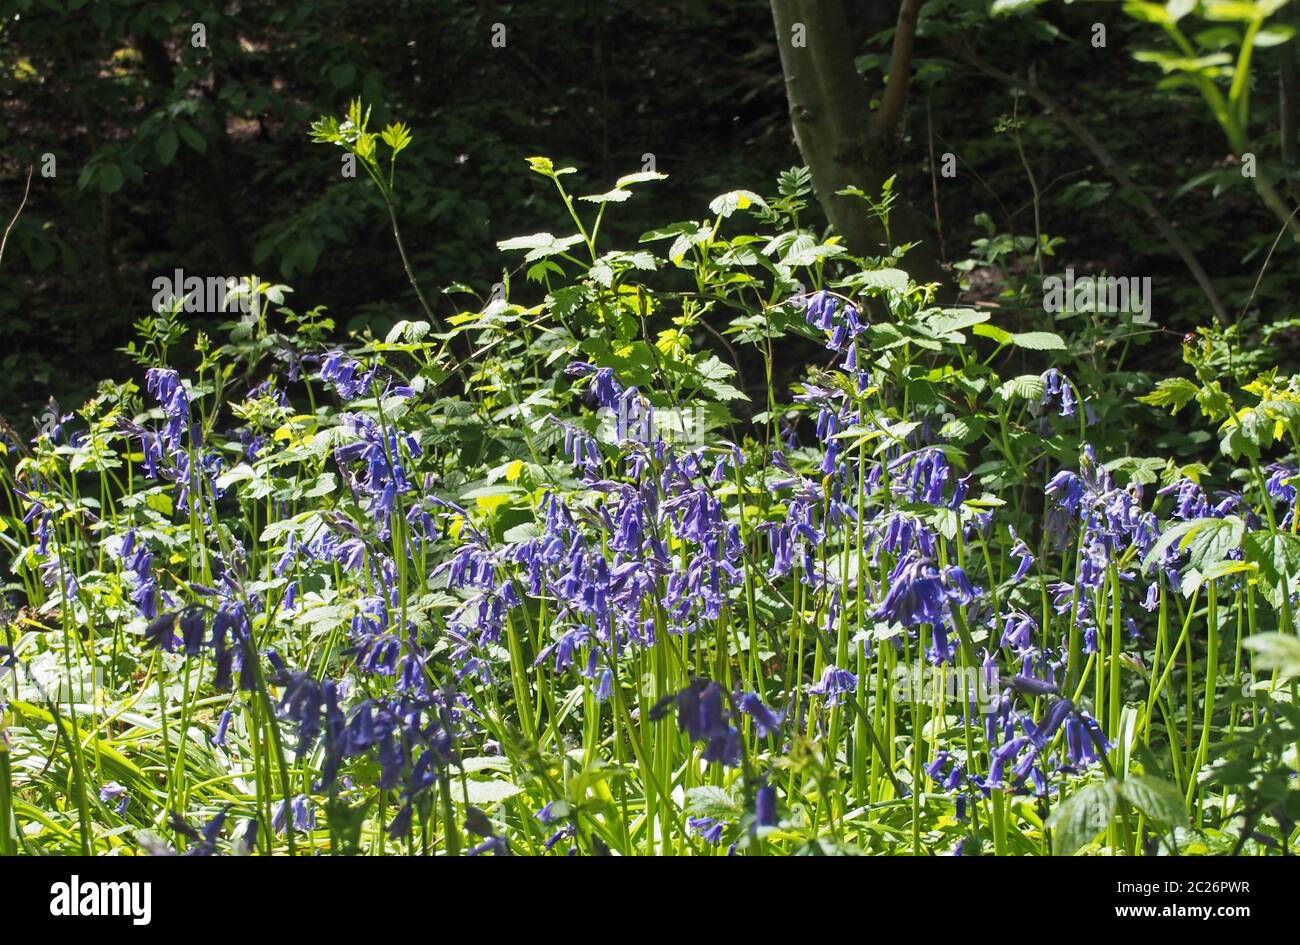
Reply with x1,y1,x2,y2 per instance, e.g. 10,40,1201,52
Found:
2,111,1299,856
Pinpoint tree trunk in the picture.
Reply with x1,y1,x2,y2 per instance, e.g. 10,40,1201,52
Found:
770,0,947,288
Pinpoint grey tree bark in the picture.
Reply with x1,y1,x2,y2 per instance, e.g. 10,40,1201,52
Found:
769,0,948,288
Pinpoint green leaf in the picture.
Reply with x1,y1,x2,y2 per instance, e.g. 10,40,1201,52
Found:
615,171,668,188
997,374,1045,401
781,243,845,268
1183,515,1244,570
176,123,207,154
842,268,909,296
709,189,767,218
215,463,256,490
1008,331,1066,351
1143,516,1243,574
925,308,990,336
144,491,173,517
1119,775,1187,825
973,323,1013,345
579,189,633,204
155,128,179,165
462,780,523,805
97,163,124,195
992,0,1046,13
1138,378,1200,414
939,416,986,445
1242,531,1300,609
496,232,586,262
380,122,413,156
685,786,742,821
1048,781,1117,855
385,320,431,344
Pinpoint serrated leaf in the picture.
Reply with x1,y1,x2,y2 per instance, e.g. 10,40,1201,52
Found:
709,189,767,218
998,374,1046,401
973,323,1013,345
1008,331,1066,351
685,785,743,820
1048,781,1116,854
496,232,586,262
1143,516,1243,574
462,780,523,805
844,268,909,296
1242,531,1300,609
925,309,990,335
579,189,633,204
1138,378,1200,414
1119,775,1187,825
615,171,668,188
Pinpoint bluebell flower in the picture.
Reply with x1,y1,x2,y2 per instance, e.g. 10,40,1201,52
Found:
1009,527,1035,581
809,665,857,707
319,351,375,400
1064,711,1110,767
736,691,784,738
99,782,128,815
649,679,742,766
1010,674,1058,698
143,611,180,651
1045,470,1085,514
145,368,191,449
211,708,233,747
272,795,315,834
803,290,838,331
755,784,777,829
689,817,727,845
1041,368,1077,417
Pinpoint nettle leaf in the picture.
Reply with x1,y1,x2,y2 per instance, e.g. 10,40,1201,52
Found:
1137,377,1200,415
993,0,1047,13
709,189,766,218
1119,775,1187,826
685,785,743,821
579,188,633,204
639,221,697,243
1103,455,1166,486
972,323,1013,345
694,355,749,402
925,308,989,336
615,170,668,188
781,242,846,268
215,463,257,490
1242,531,1300,609
496,232,585,262
1048,781,1117,855
1008,331,1066,351
462,780,523,805
385,320,431,344
1183,515,1244,570
1242,633,1300,681
1196,382,1232,420
1142,516,1243,574
667,226,714,263
842,267,909,297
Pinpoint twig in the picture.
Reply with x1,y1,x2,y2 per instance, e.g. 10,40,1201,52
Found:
0,165,33,269
1239,205,1300,323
